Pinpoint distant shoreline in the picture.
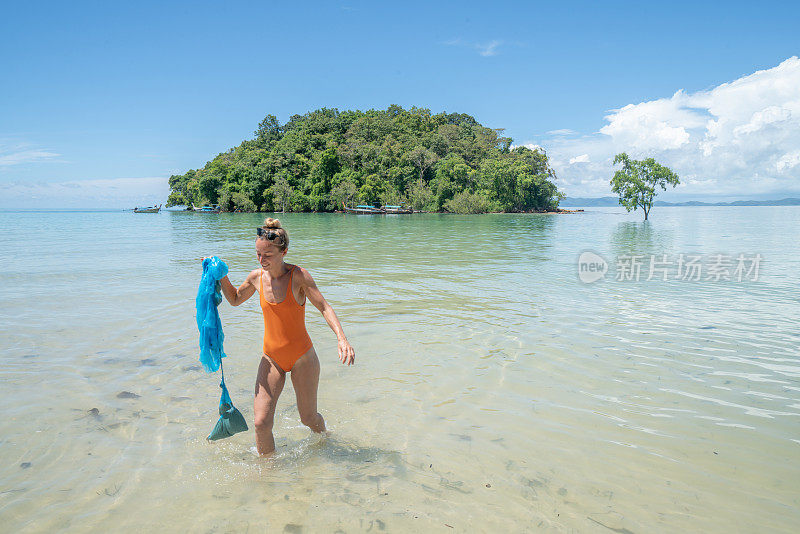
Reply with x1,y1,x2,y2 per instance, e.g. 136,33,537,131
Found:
2,203,799,212
560,197,800,207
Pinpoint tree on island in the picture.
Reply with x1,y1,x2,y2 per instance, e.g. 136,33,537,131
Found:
269,174,293,213
610,153,679,220
329,179,357,210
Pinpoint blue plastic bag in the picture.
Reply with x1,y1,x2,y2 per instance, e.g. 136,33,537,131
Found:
196,256,229,373
196,257,248,441
207,368,249,441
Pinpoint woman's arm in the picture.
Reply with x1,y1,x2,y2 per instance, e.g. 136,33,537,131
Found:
219,269,258,306
298,267,355,365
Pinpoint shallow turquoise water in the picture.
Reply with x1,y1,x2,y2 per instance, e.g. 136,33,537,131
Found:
1,207,798,532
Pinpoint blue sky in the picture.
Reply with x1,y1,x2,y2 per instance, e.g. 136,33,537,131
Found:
1,0,799,207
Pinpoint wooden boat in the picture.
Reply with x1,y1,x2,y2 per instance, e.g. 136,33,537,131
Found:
383,204,413,214
192,203,222,213
133,204,161,213
344,204,385,214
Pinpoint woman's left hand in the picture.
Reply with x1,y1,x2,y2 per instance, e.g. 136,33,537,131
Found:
338,338,355,366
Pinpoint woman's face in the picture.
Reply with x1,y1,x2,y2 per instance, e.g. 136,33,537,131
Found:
256,239,286,270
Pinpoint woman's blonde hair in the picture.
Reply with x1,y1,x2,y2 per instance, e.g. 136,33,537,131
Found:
258,217,288,252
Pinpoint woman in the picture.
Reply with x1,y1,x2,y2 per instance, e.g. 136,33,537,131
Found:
217,217,355,456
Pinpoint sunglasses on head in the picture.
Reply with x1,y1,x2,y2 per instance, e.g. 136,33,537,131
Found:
256,227,283,241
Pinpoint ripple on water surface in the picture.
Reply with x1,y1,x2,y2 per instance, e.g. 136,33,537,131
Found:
0,208,798,532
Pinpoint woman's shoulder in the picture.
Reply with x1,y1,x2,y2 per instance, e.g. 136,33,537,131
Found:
291,265,317,287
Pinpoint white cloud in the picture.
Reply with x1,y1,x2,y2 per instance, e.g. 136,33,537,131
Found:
599,94,694,150
539,57,800,198
444,38,503,57
776,151,800,173
547,129,577,136
733,106,791,136
511,142,543,151
569,154,590,164
0,142,60,166
477,40,501,57
0,176,170,209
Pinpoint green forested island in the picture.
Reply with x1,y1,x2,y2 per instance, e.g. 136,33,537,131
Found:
167,105,564,213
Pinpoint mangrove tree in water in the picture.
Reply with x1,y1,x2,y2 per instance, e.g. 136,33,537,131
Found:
611,153,680,221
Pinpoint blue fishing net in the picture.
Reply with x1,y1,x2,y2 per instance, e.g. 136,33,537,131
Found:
196,256,229,373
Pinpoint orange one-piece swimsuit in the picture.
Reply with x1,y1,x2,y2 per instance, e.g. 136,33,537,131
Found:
259,266,313,372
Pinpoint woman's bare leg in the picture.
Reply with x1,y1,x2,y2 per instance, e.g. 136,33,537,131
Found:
254,355,286,456
290,346,326,433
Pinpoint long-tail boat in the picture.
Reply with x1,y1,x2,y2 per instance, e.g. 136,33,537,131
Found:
133,204,161,213
383,204,413,214
192,203,222,213
344,204,385,214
